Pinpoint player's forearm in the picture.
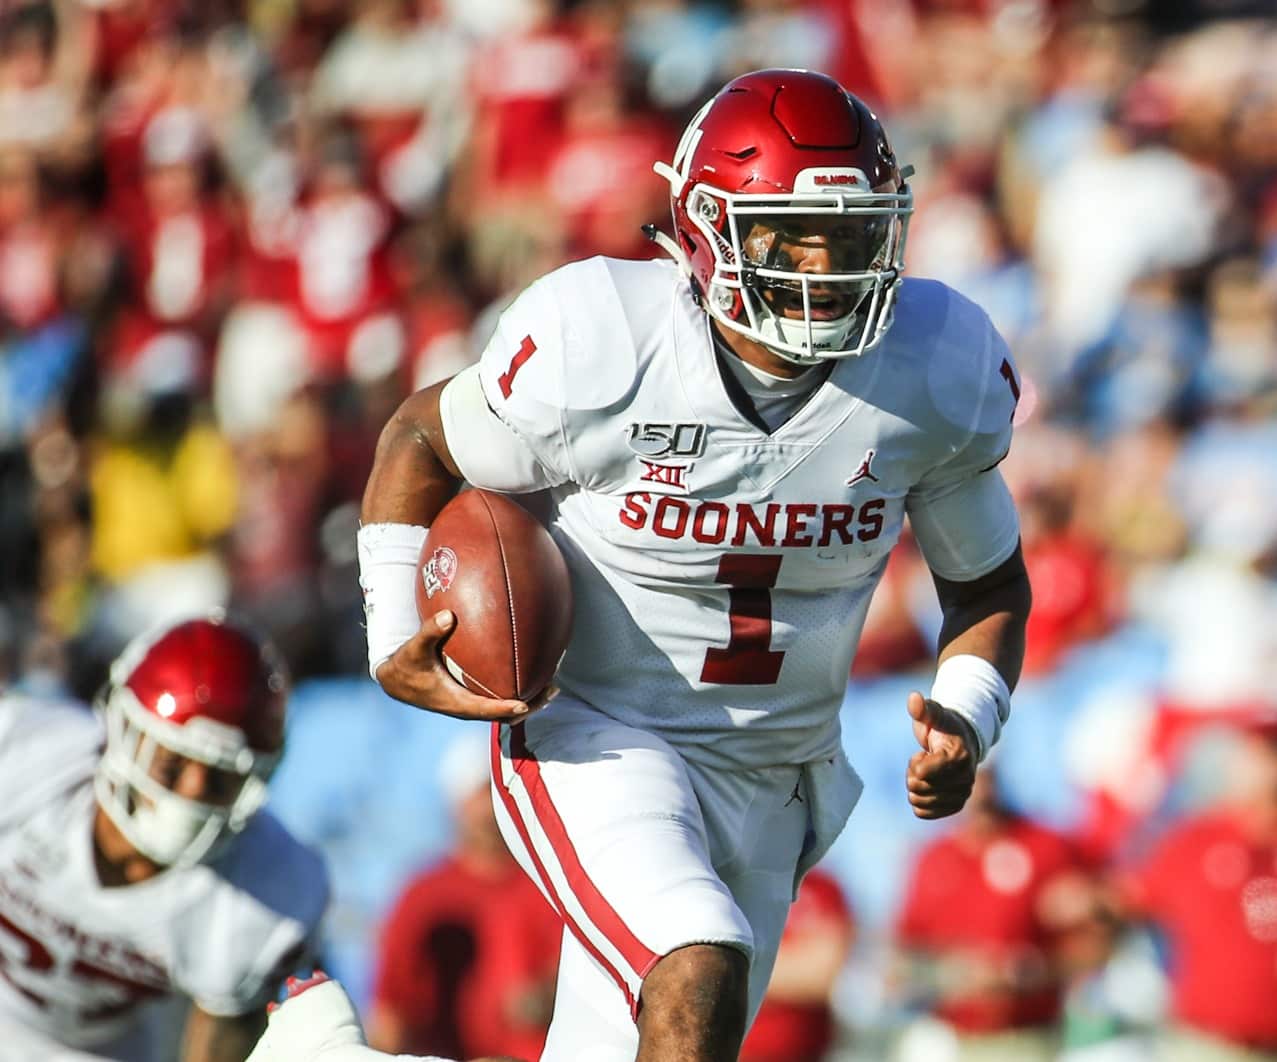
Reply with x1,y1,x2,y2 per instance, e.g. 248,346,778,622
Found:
361,382,463,528
933,546,1031,691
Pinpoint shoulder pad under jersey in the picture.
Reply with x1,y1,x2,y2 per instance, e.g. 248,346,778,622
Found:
884,277,1018,439
483,257,678,413
0,695,99,829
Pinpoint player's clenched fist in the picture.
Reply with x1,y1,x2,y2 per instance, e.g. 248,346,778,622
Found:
905,691,978,819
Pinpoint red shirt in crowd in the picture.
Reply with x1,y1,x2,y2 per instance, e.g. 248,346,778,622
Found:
895,816,1083,1033
372,854,561,1061
1123,812,1277,1050
741,869,854,1062
1022,530,1111,676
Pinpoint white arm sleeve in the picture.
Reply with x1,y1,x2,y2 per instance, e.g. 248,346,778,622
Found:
907,466,1020,582
440,365,558,492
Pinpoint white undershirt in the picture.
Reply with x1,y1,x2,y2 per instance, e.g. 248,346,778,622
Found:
716,349,826,431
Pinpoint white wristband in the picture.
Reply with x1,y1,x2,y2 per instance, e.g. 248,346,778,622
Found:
929,654,1011,763
357,522,429,680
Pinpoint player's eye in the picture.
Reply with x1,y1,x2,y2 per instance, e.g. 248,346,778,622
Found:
153,753,182,787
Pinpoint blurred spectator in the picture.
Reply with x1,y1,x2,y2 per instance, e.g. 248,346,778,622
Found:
310,0,472,214
892,764,1098,1061
243,128,400,382
225,386,331,671
86,355,236,660
1113,719,1277,1060
1071,422,1277,859
391,220,475,393
366,731,560,1061
1033,112,1228,359
108,105,236,388
1061,269,1208,438
1001,423,1116,677
1196,256,1277,413
623,0,731,113
1071,420,1188,584
718,0,838,81
740,866,855,1062
0,1,93,170
542,59,673,261
459,0,585,217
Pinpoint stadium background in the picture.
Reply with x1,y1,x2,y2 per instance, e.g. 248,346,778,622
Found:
0,0,1274,1057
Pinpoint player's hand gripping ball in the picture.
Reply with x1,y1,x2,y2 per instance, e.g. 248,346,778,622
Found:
417,490,574,702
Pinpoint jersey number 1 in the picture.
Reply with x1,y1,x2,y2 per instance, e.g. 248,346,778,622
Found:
701,554,784,685
498,335,538,399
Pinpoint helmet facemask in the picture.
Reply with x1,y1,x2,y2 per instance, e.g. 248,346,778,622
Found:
95,683,278,868
691,182,912,365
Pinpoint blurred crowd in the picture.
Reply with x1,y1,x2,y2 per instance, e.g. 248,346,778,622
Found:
2,0,1276,1058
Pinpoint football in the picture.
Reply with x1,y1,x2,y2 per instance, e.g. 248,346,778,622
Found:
415,490,574,701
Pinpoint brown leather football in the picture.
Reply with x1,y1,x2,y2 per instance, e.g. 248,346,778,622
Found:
415,490,573,701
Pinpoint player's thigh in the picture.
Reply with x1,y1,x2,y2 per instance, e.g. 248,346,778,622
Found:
683,757,810,1020
490,699,752,1018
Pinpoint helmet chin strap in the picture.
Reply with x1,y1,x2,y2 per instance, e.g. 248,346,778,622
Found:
642,224,692,277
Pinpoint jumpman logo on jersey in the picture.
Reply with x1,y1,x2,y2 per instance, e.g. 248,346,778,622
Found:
845,449,880,487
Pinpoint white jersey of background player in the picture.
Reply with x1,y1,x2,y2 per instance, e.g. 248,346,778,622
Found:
0,617,329,1062
358,69,1032,1062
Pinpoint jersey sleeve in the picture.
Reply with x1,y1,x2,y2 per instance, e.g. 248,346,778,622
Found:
440,366,559,492
187,816,332,1016
906,313,1021,582
452,277,574,487
0,696,100,832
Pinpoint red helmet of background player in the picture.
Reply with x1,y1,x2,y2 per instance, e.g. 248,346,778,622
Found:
654,68,913,364
95,615,288,867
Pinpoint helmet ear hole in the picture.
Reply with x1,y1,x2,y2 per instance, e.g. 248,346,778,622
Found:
693,192,721,225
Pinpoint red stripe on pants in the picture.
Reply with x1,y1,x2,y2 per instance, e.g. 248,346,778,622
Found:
491,722,661,1019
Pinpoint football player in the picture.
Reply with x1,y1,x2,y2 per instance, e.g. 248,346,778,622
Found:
0,616,330,1061
358,69,1032,1061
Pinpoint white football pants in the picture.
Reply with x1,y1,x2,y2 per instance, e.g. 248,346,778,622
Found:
489,696,811,1061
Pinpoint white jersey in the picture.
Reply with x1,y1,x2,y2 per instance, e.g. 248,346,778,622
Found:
444,258,1021,769
0,695,329,1059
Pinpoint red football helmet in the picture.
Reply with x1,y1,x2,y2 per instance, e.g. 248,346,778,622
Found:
95,615,288,867
654,69,913,364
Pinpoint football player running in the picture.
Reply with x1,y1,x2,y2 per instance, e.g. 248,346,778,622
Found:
0,616,329,1061
358,69,1031,1062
